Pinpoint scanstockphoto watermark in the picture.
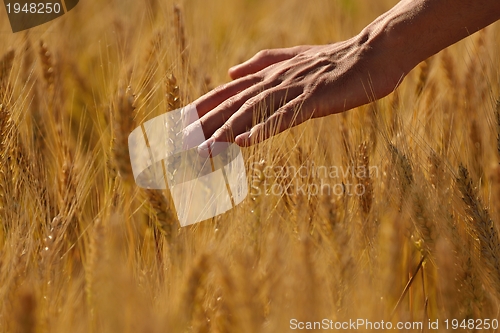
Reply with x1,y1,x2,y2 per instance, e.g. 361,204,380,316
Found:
249,161,379,198
289,318,424,330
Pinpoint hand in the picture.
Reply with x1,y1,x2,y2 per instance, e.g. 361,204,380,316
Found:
192,35,406,156
190,0,500,157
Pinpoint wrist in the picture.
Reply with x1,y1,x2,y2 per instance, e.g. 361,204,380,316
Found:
350,12,416,90
359,4,423,76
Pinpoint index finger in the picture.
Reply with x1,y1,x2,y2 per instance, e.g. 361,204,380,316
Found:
192,74,261,117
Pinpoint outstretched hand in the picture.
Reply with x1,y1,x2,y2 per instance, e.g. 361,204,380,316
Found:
190,0,500,157
191,35,406,156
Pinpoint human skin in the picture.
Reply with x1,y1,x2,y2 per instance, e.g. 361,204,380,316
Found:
190,0,500,157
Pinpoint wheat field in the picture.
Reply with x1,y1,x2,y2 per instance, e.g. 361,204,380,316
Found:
1,0,500,332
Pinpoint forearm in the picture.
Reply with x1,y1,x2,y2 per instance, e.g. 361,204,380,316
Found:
364,0,500,73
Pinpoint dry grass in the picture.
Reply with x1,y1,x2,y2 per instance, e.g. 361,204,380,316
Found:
1,0,500,332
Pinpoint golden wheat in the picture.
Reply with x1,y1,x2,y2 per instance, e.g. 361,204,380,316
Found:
0,1,499,332
456,165,500,298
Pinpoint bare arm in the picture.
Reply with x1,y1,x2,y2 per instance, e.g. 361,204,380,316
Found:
191,0,500,156
375,0,500,71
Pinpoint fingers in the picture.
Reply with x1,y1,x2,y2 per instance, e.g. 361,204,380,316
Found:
235,93,313,147
197,86,304,157
192,45,317,157
228,46,309,80
193,74,262,117
192,46,312,133
195,83,272,141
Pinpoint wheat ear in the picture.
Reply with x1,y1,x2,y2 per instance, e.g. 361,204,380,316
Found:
0,50,15,103
456,164,500,297
111,86,136,182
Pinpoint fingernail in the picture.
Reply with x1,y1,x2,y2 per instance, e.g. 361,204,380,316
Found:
197,140,213,157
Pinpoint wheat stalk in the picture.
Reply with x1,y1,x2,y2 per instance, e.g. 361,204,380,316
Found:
0,103,30,222
0,104,13,221
496,97,500,158
456,164,500,298
146,189,176,241
463,44,480,108
0,50,15,83
174,5,188,69
0,50,15,104
356,142,373,215
140,30,164,95
37,41,79,244
180,254,212,329
143,73,183,233
85,218,106,314
389,143,413,201
428,150,443,189
111,86,136,183
340,113,352,166
38,40,55,96
166,73,181,111
469,119,483,178
40,215,64,281
440,49,456,90
411,183,437,257
389,89,400,138
415,59,430,97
